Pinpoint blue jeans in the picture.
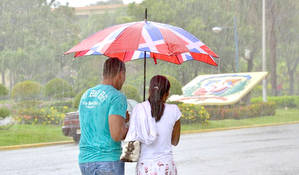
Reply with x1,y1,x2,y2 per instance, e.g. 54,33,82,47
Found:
79,161,124,175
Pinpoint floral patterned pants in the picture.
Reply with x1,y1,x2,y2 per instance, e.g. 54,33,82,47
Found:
136,158,177,175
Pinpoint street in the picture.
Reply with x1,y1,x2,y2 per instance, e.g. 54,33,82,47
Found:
1,124,299,175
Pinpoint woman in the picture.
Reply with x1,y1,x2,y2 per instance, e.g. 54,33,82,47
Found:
126,75,181,175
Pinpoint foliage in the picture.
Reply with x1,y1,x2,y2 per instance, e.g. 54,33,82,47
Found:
122,85,141,102
177,104,210,125
45,78,74,99
205,102,276,120
165,75,183,96
73,89,87,109
0,84,9,97
0,0,298,99
0,107,10,119
49,100,73,108
14,106,65,125
0,0,79,88
251,96,299,108
11,81,43,101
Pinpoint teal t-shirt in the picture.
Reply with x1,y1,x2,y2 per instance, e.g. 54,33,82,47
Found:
78,84,127,163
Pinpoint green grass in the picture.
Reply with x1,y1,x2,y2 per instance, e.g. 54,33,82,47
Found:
1,109,299,147
182,109,299,131
0,124,71,146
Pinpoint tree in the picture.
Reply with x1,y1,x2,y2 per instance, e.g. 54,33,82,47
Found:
275,0,299,95
0,0,79,89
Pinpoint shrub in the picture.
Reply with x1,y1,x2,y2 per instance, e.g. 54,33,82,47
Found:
43,100,74,113
45,78,73,99
0,107,10,119
165,75,183,96
177,103,209,125
14,107,65,125
205,102,276,120
0,84,9,97
122,85,141,102
14,100,44,108
50,100,73,108
12,81,43,101
73,89,87,109
251,96,299,108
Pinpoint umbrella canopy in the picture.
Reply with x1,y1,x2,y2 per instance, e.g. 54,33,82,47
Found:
65,21,218,65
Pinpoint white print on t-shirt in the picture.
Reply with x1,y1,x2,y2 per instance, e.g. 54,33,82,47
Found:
81,89,108,109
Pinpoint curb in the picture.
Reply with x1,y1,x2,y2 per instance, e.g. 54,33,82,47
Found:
0,140,74,151
1,121,299,151
181,121,299,134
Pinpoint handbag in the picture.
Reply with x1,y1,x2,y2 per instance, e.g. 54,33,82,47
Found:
120,140,141,162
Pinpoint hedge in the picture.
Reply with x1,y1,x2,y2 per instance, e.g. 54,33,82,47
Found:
11,81,43,101
0,84,9,97
73,89,87,109
14,107,65,125
177,103,209,125
0,107,10,119
45,78,74,99
251,96,299,108
205,102,276,120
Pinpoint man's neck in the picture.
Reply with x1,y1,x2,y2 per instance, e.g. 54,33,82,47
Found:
102,79,118,90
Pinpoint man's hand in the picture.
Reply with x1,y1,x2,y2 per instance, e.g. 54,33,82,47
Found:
125,111,130,123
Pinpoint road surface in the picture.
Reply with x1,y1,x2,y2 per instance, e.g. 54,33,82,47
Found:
1,124,299,175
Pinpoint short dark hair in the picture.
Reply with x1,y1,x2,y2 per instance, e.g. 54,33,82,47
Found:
148,75,170,122
103,57,126,79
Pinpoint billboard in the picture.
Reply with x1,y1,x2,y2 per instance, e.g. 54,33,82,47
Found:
169,72,268,105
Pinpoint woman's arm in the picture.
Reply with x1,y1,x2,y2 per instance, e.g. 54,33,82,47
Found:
171,119,181,146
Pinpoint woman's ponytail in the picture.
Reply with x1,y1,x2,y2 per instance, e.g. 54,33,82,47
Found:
148,75,170,122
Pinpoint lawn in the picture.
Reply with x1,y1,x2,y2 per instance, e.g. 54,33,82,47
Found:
0,124,71,146
0,109,299,147
182,108,299,131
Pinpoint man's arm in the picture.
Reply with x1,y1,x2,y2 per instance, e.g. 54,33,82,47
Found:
108,115,128,142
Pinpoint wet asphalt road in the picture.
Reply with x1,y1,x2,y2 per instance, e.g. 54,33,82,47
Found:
1,124,299,175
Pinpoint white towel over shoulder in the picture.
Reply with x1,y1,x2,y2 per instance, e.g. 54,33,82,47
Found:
125,101,157,145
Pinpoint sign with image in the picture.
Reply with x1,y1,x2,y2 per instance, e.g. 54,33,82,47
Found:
169,72,268,105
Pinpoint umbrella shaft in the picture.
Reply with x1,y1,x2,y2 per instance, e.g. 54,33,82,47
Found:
143,51,146,101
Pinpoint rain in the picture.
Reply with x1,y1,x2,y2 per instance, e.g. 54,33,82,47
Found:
0,0,298,174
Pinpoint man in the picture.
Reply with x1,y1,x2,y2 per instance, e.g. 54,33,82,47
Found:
78,58,128,175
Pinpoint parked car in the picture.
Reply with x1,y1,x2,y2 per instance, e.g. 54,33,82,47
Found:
62,99,138,143
62,111,80,142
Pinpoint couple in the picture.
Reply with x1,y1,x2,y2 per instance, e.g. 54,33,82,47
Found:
79,58,181,175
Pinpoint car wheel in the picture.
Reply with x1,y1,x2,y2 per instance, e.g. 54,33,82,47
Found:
73,134,81,143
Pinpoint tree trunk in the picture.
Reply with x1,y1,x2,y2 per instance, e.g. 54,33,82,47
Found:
247,59,253,72
9,70,13,92
288,70,294,95
269,33,277,96
268,1,278,96
287,57,299,95
181,69,187,85
1,71,5,86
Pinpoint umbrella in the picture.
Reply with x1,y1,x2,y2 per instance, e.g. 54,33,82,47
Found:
65,9,218,101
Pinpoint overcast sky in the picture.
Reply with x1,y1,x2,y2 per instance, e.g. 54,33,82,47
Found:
54,0,143,7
